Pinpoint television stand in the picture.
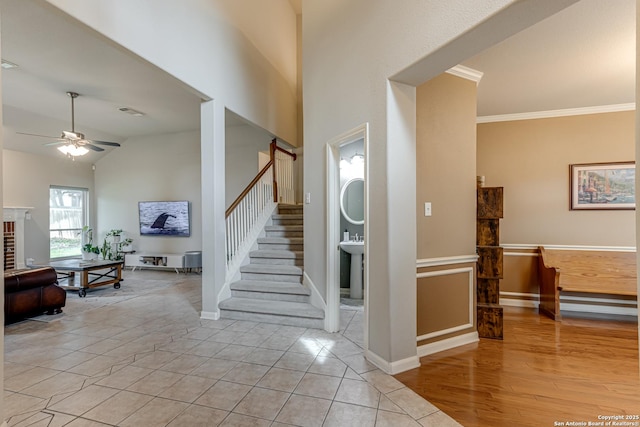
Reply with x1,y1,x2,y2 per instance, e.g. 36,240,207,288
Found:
124,253,184,273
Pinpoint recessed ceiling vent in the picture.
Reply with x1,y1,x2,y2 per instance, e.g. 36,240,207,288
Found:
118,107,145,117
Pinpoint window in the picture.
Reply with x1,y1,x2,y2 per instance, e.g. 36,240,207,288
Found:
49,186,88,259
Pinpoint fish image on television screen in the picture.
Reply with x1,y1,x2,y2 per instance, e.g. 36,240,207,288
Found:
138,201,190,236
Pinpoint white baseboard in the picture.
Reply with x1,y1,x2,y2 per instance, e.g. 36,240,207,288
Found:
303,272,326,311
200,310,220,320
365,349,420,375
561,303,638,317
417,331,479,357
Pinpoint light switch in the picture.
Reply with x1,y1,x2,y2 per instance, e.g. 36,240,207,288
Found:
305,193,311,204
424,202,432,217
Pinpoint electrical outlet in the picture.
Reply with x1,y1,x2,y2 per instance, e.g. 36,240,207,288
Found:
305,193,311,204
424,202,432,217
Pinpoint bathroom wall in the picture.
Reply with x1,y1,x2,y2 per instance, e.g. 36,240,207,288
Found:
416,72,478,351
339,139,364,290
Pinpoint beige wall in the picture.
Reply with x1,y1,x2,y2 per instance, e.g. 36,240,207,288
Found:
477,112,635,247
416,73,478,259
479,112,636,313
415,73,478,345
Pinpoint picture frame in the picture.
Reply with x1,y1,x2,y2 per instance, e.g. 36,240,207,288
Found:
570,162,635,210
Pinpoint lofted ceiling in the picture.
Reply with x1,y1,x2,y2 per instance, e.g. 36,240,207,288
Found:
0,0,636,164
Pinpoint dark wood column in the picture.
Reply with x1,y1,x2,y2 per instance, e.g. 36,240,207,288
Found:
477,187,504,339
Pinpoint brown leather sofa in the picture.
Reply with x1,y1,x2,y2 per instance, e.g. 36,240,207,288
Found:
4,267,66,324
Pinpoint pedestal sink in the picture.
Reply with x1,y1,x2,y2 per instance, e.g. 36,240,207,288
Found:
340,241,364,299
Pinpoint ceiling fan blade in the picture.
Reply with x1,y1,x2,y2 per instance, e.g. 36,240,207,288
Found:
43,140,67,146
84,143,105,152
17,131,59,139
91,140,121,147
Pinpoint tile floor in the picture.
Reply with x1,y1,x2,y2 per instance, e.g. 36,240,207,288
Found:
4,270,461,426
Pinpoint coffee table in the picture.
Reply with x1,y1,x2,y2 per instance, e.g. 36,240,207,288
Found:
45,259,124,297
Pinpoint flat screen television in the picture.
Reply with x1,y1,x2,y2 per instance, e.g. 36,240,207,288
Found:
138,200,190,237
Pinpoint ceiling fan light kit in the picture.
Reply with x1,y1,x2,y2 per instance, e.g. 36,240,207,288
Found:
16,91,121,159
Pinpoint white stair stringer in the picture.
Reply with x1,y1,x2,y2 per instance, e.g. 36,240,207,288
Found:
220,204,324,329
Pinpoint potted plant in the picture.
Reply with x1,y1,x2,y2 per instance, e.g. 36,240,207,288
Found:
100,238,112,260
106,229,123,243
79,226,99,260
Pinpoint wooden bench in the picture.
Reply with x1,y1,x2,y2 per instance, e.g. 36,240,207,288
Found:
538,246,637,321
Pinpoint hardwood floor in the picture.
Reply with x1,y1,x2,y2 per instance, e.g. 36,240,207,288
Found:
395,307,640,427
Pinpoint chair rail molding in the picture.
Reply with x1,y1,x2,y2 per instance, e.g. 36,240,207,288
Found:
416,254,478,268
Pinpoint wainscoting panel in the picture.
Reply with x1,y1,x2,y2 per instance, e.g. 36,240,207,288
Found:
416,263,475,347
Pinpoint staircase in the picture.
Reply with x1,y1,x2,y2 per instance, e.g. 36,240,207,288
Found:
219,204,324,328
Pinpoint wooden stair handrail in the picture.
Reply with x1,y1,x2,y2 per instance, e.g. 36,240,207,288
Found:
225,160,274,218
226,138,297,217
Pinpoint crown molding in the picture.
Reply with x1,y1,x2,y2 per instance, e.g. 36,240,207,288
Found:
477,103,636,123
446,65,483,84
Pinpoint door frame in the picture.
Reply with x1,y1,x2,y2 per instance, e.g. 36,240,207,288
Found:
325,123,369,346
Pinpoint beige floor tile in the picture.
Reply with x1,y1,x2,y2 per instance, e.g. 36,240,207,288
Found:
221,362,270,386
418,410,464,427
219,412,271,426
288,337,324,356
194,380,252,411
131,350,180,369
6,348,73,366
214,344,255,361
256,367,305,392
242,348,284,366
126,369,184,396
208,330,239,344
273,351,316,371
158,374,217,402
294,373,342,400
79,338,126,355
339,353,378,374
9,410,77,427
334,378,381,408
258,334,298,351
102,340,155,359
232,332,268,347
118,396,190,427
20,371,88,399
62,418,112,427
187,340,229,357
4,362,36,379
157,337,202,353
82,390,154,425
95,365,153,389
47,384,119,416
184,326,218,340
4,367,61,392
275,394,332,427
166,404,228,427
376,409,422,426
386,388,440,420
67,355,123,377
360,369,406,394
307,356,348,377
190,358,239,379
323,401,377,427
53,335,106,351
159,353,209,374
4,393,47,419
37,351,98,371
378,394,406,413
226,320,259,332
233,387,290,420
344,367,365,380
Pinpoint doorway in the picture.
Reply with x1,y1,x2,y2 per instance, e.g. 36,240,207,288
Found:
325,124,369,349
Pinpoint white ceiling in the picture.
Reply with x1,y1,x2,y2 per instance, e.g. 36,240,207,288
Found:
463,0,636,117
0,0,636,163
1,0,203,162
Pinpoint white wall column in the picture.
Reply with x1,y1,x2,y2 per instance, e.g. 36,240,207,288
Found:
201,100,226,319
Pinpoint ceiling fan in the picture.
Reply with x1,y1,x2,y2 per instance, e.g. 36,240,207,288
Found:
17,91,121,157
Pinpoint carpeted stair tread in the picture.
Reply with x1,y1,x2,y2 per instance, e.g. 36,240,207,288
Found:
265,225,303,231
257,237,303,244
231,280,310,295
240,264,303,275
219,297,324,319
250,250,303,259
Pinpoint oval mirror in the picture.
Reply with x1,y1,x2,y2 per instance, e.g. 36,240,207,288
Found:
340,177,364,225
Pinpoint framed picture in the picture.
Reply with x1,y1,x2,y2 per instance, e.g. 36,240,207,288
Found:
570,162,635,210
